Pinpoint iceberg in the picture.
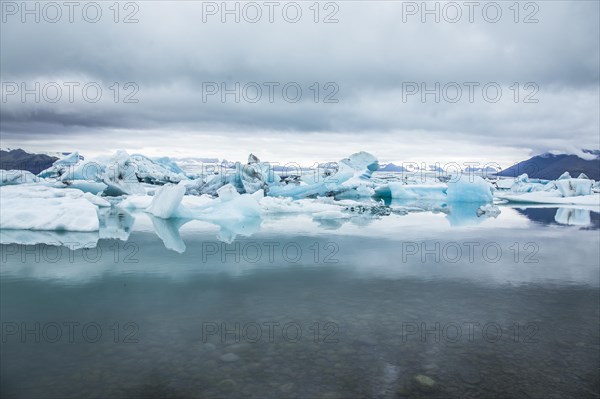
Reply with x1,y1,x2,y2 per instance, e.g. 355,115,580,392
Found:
177,184,261,220
497,190,600,205
146,182,186,219
497,170,597,204
128,153,188,185
37,151,81,179
555,178,593,197
501,174,551,193
0,170,39,186
0,187,101,231
446,176,494,203
268,151,379,199
62,180,108,195
200,154,274,196
37,150,188,196
116,183,263,244
374,183,446,200
558,171,572,180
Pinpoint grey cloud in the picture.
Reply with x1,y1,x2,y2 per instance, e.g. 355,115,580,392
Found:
0,0,598,160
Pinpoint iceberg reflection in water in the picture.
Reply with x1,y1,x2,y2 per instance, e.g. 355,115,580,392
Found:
1,206,599,399
1,203,598,251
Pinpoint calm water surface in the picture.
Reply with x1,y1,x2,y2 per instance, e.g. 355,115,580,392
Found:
1,205,599,398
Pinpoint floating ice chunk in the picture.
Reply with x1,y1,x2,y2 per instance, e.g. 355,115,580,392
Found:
0,170,39,185
506,174,547,193
178,189,261,220
446,176,493,203
64,180,108,195
180,178,206,195
495,178,515,190
200,171,240,195
326,152,379,191
558,171,572,180
1,195,99,231
37,152,81,179
49,150,188,196
335,181,376,199
146,183,186,219
140,185,263,242
152,156,186,175
374,183,447,200
118,194,154,210
0,185,108,231
577,173,589,180
555,179,575,197
555,178,593,197
241,162,271,194
267,181,328,199
573,179,592,196
59,159,104,181
82,192,111,207
267,151,379,199
339,151,379,173
216,183,240,201
497,190,600,205
199,155,275,196
374,183,417,199
101,150,145,196
248,153,260,164
129,154,188,184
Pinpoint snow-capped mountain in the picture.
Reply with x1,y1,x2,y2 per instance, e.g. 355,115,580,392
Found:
497,150,600,180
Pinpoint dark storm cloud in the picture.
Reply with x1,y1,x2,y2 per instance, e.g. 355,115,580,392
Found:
1,0,598,160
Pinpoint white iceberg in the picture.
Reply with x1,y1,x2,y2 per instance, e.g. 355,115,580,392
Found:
0,186,102,231
268,151,379,199
0,170,39,186
116,183,263,244
37,150,188,196
555,178,593,197
497,190,600,205
446,175,494,203
502,174,551,193
37,151,81,179
497,170,597,204
200,154,274,196
146,182,186,219
374,183,446,200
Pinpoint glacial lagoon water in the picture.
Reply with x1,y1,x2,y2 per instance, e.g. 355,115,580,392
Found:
1,205,599,398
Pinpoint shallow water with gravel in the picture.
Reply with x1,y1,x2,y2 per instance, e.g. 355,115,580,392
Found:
1,206,599,398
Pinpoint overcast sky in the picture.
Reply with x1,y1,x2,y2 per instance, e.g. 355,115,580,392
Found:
1,0,598,167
